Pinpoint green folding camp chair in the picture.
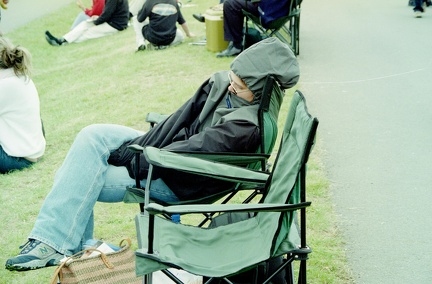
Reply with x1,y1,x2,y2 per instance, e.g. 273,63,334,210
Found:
243,0,302,55
123,75,285,226
133,90,319,283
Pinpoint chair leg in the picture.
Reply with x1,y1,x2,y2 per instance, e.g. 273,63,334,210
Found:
294,15,300,55
285,261,295,284
298,259,307,284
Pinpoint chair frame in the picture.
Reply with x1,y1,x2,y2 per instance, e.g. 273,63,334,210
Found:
242,0,302,55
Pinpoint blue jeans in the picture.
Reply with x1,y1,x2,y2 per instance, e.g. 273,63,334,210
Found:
29,124,179,255
0,145,33,174
71,11,90,30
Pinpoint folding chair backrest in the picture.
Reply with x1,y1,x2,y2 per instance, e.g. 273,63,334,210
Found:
250,75,284,171
259,90,318,256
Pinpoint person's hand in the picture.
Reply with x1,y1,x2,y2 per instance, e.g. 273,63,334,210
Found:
187,32,196,38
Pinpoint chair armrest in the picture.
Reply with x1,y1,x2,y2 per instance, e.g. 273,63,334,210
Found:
143,146,270,185
145,202,311,215
126,144,270,166
146,112,170,125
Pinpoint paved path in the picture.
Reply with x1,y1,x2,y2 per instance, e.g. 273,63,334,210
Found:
298,0,432,283
0,0,73,34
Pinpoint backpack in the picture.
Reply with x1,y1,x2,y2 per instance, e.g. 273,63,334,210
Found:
243,26,267,49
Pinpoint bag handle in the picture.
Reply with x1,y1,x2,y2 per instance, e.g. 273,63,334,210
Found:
50,238,131,284
119,237,131,248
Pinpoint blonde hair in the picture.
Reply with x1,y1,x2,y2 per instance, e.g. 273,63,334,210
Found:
0,36,32,78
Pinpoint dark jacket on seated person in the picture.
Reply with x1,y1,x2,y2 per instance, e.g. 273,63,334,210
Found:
94,0,129,31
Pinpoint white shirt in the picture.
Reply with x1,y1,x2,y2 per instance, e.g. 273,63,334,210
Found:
0,68,46,159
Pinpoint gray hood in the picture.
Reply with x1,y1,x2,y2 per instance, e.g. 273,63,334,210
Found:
230,37,299,100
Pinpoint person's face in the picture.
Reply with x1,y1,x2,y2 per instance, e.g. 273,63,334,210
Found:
228,71,254,102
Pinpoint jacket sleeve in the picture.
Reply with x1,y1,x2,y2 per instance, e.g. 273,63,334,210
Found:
107,78,212,168
129,120,260,181
85,0,105,16
137,0,151,23
94,0,115,25
176,7,186,25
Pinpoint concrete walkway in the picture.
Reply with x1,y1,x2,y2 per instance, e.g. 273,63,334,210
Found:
0,0,73,34
298,0,432,283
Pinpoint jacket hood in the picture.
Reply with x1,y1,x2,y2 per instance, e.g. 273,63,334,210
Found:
230,37,299,100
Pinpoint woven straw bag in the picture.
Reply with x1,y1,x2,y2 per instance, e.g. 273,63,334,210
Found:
50,238,141,284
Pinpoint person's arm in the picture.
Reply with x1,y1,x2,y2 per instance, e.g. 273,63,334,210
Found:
130,120,260,180
93,0,115,25
137,0,151,23
76,0,86,11
180,22,195,38
86,0,105,16
176,8,194,37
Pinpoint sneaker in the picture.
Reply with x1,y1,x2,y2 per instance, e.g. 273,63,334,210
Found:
45,31,63,46
216,42,242,58
5,240,64,271
136,44,146,52
145,41,168,51
414,10,423,17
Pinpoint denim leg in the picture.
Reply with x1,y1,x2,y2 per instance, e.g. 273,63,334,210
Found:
29,124,143,255
98,165,179,204
81,156,179,248
0,145,33,174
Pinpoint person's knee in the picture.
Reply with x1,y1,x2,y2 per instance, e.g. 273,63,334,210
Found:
76,124,106,142
223,0,234,10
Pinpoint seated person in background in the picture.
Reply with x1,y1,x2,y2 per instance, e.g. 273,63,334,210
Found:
135,0,194,51
44,0,129,46
0,37,46,174
129,0,146,50
217,0,291,58
5,38,299,271
71,0,106,29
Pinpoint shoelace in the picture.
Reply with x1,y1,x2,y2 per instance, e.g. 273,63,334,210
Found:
19,240,40,254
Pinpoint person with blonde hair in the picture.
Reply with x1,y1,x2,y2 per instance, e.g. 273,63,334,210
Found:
0,37,46,174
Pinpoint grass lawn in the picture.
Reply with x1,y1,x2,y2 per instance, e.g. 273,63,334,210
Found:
0,0,353,283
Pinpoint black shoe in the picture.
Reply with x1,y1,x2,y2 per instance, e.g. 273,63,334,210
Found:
216,42,242,58
45,31,63,46
193,13,205,23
